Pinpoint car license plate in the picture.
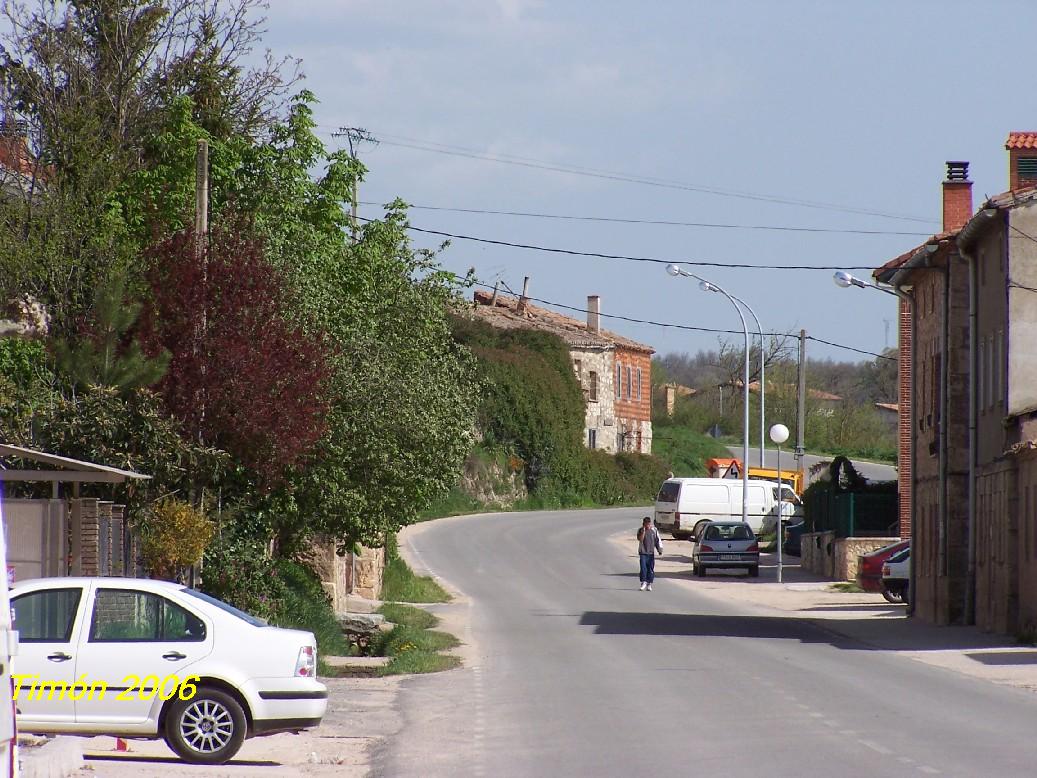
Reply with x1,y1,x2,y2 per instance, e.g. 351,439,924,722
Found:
721,554,740,561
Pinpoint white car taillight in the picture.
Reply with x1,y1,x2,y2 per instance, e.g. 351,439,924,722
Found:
295,645,316,677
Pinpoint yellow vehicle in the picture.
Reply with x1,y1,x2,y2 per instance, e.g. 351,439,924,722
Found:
748,466,804,495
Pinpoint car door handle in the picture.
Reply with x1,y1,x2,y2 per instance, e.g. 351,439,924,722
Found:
162,651,187,661
47,652,72,662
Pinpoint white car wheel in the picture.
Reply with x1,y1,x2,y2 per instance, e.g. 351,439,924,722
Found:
164,687,246,764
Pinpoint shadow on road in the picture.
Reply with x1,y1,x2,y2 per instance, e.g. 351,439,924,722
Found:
577,610,1023,653
965,650,1037,666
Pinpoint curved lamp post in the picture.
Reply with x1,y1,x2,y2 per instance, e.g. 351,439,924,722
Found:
731,295,765,469
667,263,750,525
770,422,790,583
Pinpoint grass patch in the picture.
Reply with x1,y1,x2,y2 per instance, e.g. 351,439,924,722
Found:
651,425,732,477
381,556,451,603
378,603,439,630
368,619,461,677
830,582,864,593
371,624,459,655
380,651,461,675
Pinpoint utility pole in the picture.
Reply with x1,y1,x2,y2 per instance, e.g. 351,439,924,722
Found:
195,139,209,246
194,139,209,456
795,329,806,467
332,127,377,242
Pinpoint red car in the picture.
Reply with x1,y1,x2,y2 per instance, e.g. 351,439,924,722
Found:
856,540,909,593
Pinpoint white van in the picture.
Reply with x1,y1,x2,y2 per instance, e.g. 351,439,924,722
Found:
654,478,780,538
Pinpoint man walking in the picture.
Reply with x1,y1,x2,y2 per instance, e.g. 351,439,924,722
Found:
637,516,663,591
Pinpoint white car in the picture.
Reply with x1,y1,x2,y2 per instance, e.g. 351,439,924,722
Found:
881,547,911,604
10,577,327,764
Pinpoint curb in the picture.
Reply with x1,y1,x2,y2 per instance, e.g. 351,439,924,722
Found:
19,736,84,778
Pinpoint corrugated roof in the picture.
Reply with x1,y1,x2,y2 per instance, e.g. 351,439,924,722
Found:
1006,132,1037,150
468,291,654,354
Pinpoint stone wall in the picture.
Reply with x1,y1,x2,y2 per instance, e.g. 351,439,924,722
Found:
307,538,387,613
800,532,900,582
801,531,836,578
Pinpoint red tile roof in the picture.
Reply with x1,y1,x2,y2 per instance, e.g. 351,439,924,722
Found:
1006,132,1037,150
468,290,654,354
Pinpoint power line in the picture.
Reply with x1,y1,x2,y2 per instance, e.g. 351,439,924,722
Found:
336,129,936,225
358,216,879,271
462,280,894,362
357,201,931,237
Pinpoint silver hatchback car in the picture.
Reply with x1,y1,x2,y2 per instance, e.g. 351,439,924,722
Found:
692,521,760,578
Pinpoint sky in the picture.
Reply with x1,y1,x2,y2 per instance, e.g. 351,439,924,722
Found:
261,0,1037,364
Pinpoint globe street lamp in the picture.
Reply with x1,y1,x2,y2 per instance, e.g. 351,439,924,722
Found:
667,263,750,525
769,422,790,583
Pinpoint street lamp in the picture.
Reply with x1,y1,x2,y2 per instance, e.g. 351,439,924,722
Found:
731,295,765,470
667,263,750,525
769,423,790,583
833,270,902,299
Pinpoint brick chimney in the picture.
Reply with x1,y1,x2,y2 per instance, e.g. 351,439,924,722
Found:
586,295,600,333
1006,133,1037,191
942,161,972,232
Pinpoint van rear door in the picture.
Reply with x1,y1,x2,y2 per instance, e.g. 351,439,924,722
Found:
654,481,681,533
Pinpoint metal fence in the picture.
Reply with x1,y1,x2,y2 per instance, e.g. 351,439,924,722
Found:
805,489,898,538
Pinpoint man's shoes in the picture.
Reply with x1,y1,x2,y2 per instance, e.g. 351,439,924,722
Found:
639,582,647,591
647,584,653,591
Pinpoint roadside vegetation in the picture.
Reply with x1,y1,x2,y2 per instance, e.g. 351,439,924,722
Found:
373,558,459,675
653,349,898,465
0,1,478,644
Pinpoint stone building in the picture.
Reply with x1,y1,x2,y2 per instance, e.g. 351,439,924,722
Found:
873,135,1037,635
874,160,973,626
470,290,654,454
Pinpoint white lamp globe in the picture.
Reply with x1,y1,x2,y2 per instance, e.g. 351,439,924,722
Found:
769,423,790,445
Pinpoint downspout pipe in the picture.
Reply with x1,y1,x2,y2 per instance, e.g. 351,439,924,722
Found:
962,244,978,625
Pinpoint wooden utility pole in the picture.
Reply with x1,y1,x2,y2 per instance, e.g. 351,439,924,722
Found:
195,139,209,244
331,127,377,242
796,329,806,465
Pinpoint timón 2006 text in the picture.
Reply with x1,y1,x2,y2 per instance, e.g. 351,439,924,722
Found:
12,674,201,702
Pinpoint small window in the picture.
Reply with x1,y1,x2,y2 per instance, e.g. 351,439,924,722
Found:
573,359,582,379
636,367,642,401
588,429,597,449
90,589,206,643
589,371,598,402
615,363,622,399
12,588,82,643
657,481,680,502
625,365,632,399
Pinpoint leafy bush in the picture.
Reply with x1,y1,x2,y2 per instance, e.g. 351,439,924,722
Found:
140,498,214,581
272,560,350,657
201,537,349,657
202,536,287,621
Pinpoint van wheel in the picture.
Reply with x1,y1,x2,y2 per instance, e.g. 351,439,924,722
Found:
748,566,760,578
694,563,705,577
163,687,246,764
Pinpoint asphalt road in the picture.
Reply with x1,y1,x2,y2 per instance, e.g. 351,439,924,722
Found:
728,445,898,484
376,507,1037,778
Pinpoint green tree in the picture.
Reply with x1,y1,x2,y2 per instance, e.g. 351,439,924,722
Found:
52,271,169,394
